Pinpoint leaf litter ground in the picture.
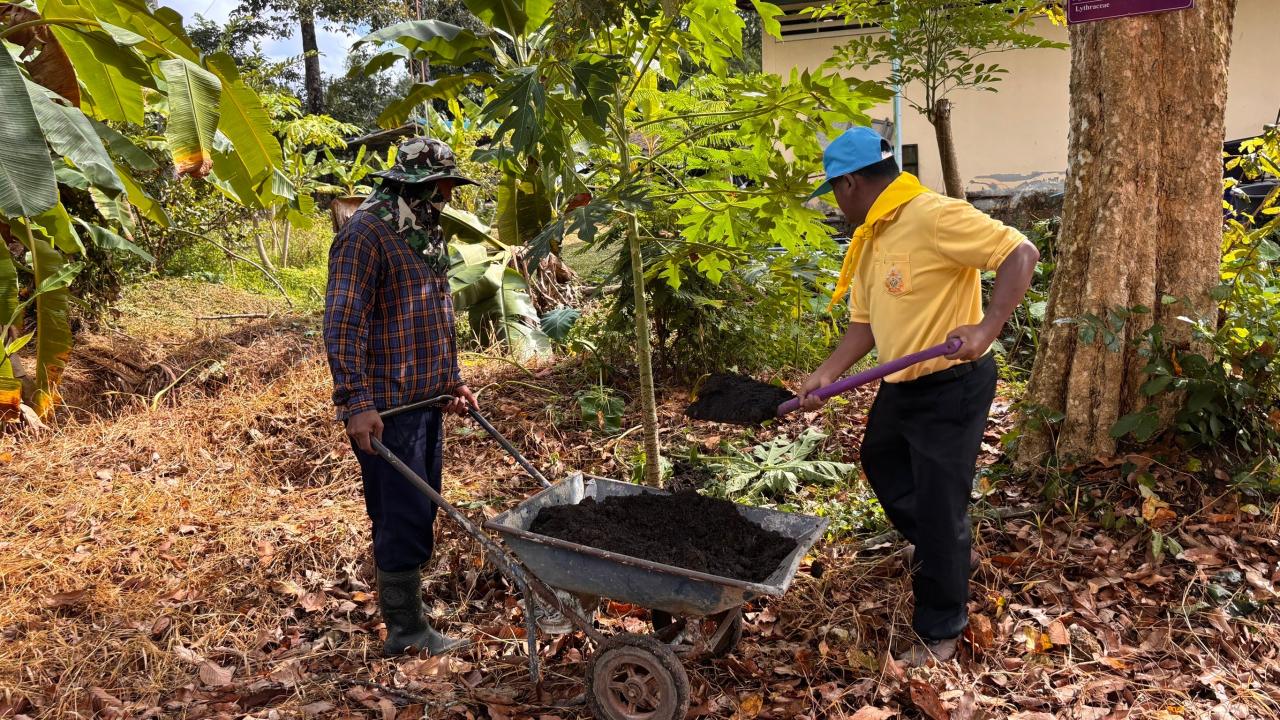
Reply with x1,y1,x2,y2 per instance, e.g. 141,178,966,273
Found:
1,279,1278,719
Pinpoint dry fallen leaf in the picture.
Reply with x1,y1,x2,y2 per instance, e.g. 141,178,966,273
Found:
850,707,897,720
150,616,172,639
1047,619,1070,646
198,661,234,687
1023,626,1052,654
472,687,521,705
300,701,335,717
951,691,977,720
42,588,91,610
965,613,994,649
909,678,951,720
272,579,305,597
1177,547,1223,567
90,687,124,719
299,592,326,613
1096,655,1130,671
1082,677,1127,700
255,540,276,565
733,693,764,720
1244,570,1277,598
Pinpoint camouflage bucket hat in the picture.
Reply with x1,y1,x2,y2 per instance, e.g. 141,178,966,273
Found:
370,136,477,186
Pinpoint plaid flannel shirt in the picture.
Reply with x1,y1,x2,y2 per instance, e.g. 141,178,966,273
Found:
324,211,462,421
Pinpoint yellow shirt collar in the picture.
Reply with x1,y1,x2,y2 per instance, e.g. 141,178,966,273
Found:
828,172,930,311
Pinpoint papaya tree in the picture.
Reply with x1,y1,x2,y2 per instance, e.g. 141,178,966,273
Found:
0,0,286,420
355,0,885,483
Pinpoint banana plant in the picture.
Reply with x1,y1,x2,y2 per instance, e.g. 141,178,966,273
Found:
445,213,552,360
318,144,375,197
0,0,287,418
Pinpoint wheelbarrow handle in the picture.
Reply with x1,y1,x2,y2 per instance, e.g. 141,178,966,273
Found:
379,395,552,488
368,436,601,645
775,338,963,417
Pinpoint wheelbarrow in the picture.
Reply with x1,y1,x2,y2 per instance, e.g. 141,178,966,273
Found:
370,397,828,720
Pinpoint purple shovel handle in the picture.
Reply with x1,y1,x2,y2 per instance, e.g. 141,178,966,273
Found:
776,338,964,417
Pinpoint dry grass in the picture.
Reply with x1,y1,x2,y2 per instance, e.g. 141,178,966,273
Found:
1,280,1278,719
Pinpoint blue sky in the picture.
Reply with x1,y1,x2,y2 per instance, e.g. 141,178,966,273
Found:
164,0,360,76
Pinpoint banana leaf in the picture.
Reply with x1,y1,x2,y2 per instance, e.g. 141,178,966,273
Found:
0,49,57,218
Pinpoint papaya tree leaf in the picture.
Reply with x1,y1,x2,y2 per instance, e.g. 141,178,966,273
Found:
570,56,621,128
482,67,545,152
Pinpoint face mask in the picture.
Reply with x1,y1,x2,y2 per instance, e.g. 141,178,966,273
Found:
427,184,447,212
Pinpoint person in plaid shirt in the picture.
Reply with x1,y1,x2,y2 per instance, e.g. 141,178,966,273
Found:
324,137,478,657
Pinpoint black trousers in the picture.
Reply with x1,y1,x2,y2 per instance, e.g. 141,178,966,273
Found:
860,353,997,641
353,407,443,573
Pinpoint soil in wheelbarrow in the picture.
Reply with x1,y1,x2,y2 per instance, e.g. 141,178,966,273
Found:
529,490,797,583
684,373,796,426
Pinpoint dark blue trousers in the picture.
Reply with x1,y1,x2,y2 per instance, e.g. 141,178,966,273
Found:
353,408,443,573
860,353,997,641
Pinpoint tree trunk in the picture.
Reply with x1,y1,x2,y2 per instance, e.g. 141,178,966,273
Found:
253,217,277,273
281,219,292,268
931,98,965,199
299,11,324,115
413,0,431,130
616,106,662,486
1017,1,1235,466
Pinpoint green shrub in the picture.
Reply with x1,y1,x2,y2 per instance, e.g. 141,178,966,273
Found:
1110,129,1280,486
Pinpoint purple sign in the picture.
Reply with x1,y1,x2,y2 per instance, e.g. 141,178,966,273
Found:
1067,0,1193,24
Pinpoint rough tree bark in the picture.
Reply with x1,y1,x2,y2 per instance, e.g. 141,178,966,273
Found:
1017,1,1236,466
931,98,965,199
299,10,324,115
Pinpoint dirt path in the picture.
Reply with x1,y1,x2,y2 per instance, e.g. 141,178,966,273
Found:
1,281,1276,719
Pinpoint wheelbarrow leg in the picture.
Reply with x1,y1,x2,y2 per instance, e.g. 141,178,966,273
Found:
520,579,541,684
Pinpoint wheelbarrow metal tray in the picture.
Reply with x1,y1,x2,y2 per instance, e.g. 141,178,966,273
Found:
482,474,827,617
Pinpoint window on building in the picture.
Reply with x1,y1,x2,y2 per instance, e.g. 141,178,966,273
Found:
902,144,919,176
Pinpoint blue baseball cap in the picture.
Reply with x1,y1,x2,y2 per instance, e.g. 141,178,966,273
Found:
810,126,894,198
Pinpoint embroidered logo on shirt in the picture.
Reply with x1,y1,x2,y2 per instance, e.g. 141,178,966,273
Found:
885,266,905,295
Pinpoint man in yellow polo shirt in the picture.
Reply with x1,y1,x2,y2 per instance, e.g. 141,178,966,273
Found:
799,127,1039,666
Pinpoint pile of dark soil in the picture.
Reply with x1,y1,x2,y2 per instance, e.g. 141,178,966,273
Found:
684,373,795,426
528,490,796,583
666,458,718,492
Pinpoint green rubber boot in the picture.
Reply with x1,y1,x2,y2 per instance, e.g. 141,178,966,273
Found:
376,568,468,657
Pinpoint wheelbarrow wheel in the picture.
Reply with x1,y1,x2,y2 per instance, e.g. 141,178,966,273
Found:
586,633,690,720
651,609,744,658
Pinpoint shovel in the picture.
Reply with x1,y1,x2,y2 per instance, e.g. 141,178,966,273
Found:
685,339,963,426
